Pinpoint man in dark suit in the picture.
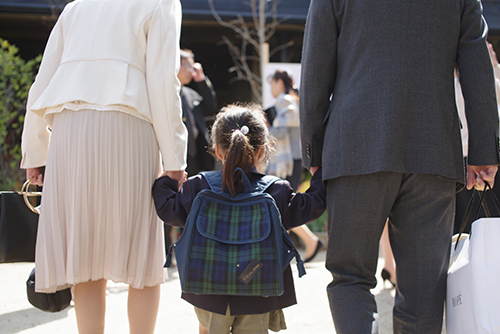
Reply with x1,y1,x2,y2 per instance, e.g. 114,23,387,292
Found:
178,49,218,176
299,1,499,333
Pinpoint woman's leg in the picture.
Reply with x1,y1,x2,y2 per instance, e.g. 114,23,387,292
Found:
73,279,108,334
380,219,396,281
128,284,161,334
291,225,320,260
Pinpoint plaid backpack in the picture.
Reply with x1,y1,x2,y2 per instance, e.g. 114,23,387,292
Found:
165,168,306,297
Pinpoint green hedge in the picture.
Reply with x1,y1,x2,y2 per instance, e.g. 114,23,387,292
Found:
308,211,327,232
0,39,41,190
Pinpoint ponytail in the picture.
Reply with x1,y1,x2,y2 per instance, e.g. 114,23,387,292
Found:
222,127,253,195
211,104,276,196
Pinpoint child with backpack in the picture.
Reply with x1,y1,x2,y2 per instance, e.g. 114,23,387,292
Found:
152,103,326,333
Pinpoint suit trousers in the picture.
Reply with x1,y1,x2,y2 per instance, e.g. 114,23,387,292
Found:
325,172,455,334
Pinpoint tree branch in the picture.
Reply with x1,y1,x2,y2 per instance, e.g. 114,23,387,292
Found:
209,0,290,102
208,0,260,50
269,40,295,58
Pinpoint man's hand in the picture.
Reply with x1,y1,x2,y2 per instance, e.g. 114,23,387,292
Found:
192,63,206,82
26,167,43,186
467,165,498,190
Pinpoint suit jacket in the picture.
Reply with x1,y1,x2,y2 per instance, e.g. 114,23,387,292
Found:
21,0,187,171
456,65,500,157
299,0,500,187
183,79,217,139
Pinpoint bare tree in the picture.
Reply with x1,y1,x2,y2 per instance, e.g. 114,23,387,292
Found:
208,0,293,102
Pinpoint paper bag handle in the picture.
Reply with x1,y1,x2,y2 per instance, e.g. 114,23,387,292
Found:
455,181,500,250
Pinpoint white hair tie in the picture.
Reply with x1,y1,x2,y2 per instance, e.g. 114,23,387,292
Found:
234,125,249,135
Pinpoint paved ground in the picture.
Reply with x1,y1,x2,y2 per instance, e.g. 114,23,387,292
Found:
0,248,402,334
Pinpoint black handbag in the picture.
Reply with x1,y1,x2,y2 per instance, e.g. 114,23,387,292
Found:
13,180,73,312
0,180,40,263
26,268,72,312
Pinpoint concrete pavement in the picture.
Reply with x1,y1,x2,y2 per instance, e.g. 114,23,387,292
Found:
0,249,400,334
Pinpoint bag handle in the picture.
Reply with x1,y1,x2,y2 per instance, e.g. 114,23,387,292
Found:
455,181,500,250
477,181,500,216
18,179,41,215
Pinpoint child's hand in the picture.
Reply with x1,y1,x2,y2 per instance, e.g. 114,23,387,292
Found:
309,166,320,176
162,170,187,190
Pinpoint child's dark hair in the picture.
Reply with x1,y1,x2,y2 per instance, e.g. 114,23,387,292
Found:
211,103,275,195
271,70,299,96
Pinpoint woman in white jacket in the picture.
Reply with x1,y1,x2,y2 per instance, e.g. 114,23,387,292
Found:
21,0,187,333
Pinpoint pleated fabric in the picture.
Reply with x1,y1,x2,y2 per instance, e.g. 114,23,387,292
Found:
35,109,165,293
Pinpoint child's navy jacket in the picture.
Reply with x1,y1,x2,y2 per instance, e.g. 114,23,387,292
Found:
152,167,326,315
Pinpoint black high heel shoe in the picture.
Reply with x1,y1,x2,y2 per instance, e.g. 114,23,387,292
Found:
304,239,324,263
381,269,396,287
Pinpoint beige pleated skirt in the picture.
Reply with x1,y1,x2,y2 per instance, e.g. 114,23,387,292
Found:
35,109,165,293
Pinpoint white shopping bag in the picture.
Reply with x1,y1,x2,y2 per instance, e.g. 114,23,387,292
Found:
446,218,500,334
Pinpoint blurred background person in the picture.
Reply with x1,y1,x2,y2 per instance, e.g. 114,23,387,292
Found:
166,49,219,256
267,69,300,187
267,69,323,263
178,49,218,177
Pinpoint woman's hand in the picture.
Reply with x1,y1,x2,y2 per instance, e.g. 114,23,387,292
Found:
26,167,43,186
161,170,187,190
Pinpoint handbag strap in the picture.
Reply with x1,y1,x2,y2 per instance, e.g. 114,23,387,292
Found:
19,179,41,215
455,181,500,250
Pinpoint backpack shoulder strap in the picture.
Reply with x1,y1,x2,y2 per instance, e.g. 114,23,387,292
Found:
200,170,280,196
252,175,281,194
201,169,259,196
200,171,223,194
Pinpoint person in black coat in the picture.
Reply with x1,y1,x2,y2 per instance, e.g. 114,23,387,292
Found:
177,49,218,176
165,50,219,257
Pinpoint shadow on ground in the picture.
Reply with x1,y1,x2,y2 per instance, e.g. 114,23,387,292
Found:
0,306,71,334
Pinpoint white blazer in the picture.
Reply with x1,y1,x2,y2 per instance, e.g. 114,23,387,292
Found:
21,0,187,171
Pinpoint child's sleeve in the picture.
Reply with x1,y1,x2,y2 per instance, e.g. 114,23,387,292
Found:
152,175,189,227
281,167,327,229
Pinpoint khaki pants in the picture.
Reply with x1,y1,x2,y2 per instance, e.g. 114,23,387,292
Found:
195,306,287,334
